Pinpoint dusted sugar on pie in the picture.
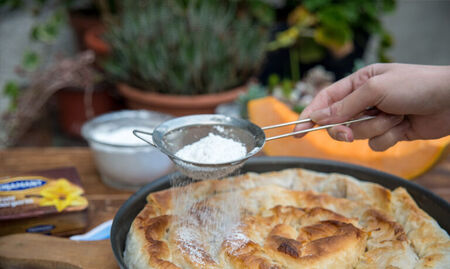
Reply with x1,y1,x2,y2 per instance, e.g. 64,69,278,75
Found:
124,169,450,268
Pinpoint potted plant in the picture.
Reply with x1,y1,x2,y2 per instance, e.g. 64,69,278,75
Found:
0,1,120,139
259,0,396,82
76,0,119,63
102,0,274,116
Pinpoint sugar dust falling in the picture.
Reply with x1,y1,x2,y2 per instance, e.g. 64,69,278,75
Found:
169,130,247,264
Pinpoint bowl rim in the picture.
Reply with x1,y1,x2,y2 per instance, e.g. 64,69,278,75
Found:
81,110,172,148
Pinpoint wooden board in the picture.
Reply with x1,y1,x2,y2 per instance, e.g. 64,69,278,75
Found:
0,233,119,269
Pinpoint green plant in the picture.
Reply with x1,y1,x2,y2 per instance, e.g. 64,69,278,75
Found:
268,0,396,81
1,0,71,110
237,83,268,118
103,0,274,95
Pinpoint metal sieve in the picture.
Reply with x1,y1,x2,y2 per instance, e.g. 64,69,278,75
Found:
133,114,375,180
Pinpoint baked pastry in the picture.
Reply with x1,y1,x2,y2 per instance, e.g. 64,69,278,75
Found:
124,168,450,268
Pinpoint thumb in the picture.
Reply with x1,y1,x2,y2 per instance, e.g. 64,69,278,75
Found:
310,78,384,125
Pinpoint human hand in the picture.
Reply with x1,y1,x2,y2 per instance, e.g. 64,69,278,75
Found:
294,63,450,151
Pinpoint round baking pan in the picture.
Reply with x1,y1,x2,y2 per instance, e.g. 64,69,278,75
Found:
111,157,450,268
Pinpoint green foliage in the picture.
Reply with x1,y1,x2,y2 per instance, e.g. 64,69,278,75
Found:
237,83,267,118
30,10,65,43
269,0,396,64
21,50,40,71
281,79,294,98
267,73,280,93
378,30,394,62
292,104,306,114
103,0,273,95
3,81,20,110
1,1,68,109
297,38,325,64
0,0,22,9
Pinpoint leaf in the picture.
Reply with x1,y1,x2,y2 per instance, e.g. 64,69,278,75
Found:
380,30,393,48
382,0,396,12
297,38,325,63
0,0,23,9
303,0,332,12
360,16,382,34
268,27,300,51
281,79,293,98
361,1,377,18
21,50,40,71
378,30,394,62
314,23,352,49
3,80,20,111
268,74,280,91
247,0,275,26
293,105,306,114
29,10,65,43
238,83,267,118
288,6,316,26
339,3,359,24
3,80,19,98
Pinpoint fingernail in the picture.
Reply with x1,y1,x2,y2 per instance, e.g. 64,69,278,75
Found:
310,107,331,123
336,132,347,142
345,133,354,142
336,132,353,142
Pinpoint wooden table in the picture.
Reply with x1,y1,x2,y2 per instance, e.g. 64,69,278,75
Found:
0,147,449,267
0,148,135,231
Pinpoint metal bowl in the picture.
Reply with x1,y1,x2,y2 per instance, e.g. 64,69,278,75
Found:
111,157,450,268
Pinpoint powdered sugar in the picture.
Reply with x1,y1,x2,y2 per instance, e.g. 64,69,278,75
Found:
175,133,247,164
171,176,243,265
224,227,250,254
92,125,154,146
175,224,209,265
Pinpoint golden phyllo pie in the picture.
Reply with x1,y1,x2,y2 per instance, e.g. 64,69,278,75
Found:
124,168,450,268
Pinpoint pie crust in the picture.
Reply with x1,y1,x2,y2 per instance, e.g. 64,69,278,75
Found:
124,168,450,268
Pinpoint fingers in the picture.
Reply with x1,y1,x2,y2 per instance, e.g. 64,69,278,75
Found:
293,90,332,138
327,125,354,142
293,74,361,138
310,76,386,125
350,113,404,139
368,120,410,151
294,64,388,137
327,113,404,146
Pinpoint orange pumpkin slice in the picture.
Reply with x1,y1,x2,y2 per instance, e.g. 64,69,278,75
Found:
248,96,450,179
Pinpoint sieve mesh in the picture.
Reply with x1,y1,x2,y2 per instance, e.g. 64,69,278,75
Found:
160,124,262,180
134,114,265,180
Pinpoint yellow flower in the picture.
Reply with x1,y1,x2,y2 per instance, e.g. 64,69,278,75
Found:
39,178,88,212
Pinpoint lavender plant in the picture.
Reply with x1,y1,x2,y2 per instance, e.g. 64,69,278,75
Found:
103,0,273,95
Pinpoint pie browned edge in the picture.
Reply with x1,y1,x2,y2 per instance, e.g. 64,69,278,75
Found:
124,168,450,268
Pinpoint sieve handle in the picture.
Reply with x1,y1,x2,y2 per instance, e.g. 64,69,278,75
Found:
133,130,156,147
265,115,376,141
262,118,313,130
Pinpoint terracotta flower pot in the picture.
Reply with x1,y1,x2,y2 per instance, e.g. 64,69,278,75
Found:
57,84,120,137
83,24,110,64
69,11,102,50
118,83,247,116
